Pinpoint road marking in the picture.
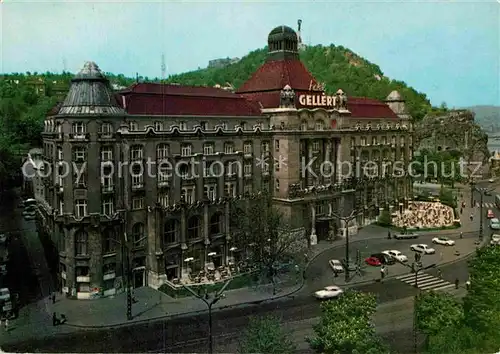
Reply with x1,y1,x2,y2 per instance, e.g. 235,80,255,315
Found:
396,272,454,291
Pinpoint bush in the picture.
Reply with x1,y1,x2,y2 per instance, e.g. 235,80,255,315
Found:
377,209,391,227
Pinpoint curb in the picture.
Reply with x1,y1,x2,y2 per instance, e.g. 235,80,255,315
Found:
39,227,483,331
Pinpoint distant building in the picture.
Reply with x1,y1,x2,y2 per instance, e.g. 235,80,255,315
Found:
26,77,46,96
22,148,44,199
208,57,240,69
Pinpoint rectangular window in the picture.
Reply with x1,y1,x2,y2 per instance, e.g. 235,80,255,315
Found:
204,185,217,201
154,121,163,131
74,172,86,187
275,179,280,190
244,184,252,194
224,182,236,197
101,147,113,161
102,198,114,216
75,199,87,218
200,121,208,130
131,197,144,210
275,159,280,172
224,143,234,154
179,122,187,131
129,122,138,131
156,144,169,160
72,122,85,135
262,142,270,153
181,144,192,156
131,174,143,187
203,143,214,155
243,142,252,155
130,146,143,160
221,122,228,130
313,141,320,152
158,165,169,182
102,175,113,191
73,147,86,161
275,140,280,152
244,163,252,176
181,187,195,204
158,192,169,207
100,123,112,135
57,148,63,161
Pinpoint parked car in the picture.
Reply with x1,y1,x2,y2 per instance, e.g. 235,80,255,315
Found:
432,237,456,246
394,233,419,240
365,257,382,266
329,259,344,273
490,234,500,246
0,288,10,302
382,250,408,262
314,285,343,300
490,218,500,230
487,210,495,218
0,234,6,244
489,178,495,183
410,244,436,254
370,253,395,265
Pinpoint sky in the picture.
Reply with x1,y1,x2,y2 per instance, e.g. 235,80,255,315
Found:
1,0,499,108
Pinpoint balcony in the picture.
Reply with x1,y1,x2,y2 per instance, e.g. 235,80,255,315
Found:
76,275,90,283
131,183,144,190
158,180,169,188
103,272,116,281
102,185,114,193
69,133,89,141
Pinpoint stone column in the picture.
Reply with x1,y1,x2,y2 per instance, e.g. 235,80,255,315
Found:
203,203,210,269
310,203,317,245
307,140,314,187
121,143,130,208
328,202,333,216
336,139,342,183
180,208,188,280
224,201,231,265
324,140,331,184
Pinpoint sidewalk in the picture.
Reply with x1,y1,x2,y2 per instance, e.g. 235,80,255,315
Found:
0,195,483,345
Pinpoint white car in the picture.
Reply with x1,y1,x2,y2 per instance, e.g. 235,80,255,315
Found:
491,234,500,245
329,259,344,273
410,244,436,254
314,286,343,300
489,178,495,183
432,237,456,246
0,288,10,302
382,250,408,262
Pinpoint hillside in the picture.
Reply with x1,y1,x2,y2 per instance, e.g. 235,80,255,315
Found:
463,105,500,133
166,45,432,121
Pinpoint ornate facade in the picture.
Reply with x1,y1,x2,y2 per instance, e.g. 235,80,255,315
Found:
37,25,412,299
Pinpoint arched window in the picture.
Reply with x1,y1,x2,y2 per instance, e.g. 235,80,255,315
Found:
187,216,201,240
210,213,222,236
103,228,116,253
163,220,178,245
75,230,88,256
315,120,324,131
132,223,145,246
301,120,308,131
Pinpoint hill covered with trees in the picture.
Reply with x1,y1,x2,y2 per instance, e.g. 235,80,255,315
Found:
166,45,433,121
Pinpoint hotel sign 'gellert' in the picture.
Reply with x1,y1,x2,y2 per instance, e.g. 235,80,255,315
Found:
297,80,346,109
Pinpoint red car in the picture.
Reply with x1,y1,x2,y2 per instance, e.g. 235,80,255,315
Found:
365,257,382,266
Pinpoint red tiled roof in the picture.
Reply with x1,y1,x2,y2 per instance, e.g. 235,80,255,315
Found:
119,89,262,117
123,83,238,98
348,97,399,118
237,59,318,93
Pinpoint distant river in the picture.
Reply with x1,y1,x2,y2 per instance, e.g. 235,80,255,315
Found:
488,134,500,154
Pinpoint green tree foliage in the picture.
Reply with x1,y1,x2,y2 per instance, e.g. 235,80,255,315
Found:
422,246,500,353
308,290,388,354
166,45,432,121
412,149,462,186
238,315,296,354
438,186,456,208
377,209,391,227
232,192,306,290
415,291,463,337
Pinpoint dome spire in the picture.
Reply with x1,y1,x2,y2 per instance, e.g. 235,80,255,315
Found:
267,25,299,61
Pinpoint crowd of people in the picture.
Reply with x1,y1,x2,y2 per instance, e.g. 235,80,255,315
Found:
392,201,455,229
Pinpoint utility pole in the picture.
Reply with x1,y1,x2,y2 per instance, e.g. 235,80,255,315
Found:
331,202,376,282
182,279,232,354
471,186,493,241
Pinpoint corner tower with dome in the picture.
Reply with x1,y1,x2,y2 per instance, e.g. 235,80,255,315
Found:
38,27,413,300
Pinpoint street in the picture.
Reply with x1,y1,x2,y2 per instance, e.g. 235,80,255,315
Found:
3,255,471,353
0,182,492,353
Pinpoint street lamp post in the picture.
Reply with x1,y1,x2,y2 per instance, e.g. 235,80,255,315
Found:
472,186,494,240
113,229,147,321
182,279,232,354
413,262,436,354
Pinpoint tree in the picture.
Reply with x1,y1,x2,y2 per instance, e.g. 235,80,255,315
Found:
377,209,391,227
438,186,456,208
415,291,463,337
233,192,307,293
308,290,388,354
239,315,296,354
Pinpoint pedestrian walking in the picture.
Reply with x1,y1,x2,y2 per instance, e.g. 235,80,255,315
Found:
51,292,56,304
460,231,463,239
455,278,460,289
387,231,391,240
4,318,8,332
437,269,442,279
470,213,474,221
440,252,443,260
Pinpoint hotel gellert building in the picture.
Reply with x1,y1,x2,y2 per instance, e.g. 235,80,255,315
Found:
37,25,413,299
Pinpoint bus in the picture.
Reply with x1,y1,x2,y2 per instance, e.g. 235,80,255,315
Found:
496,195,500,209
